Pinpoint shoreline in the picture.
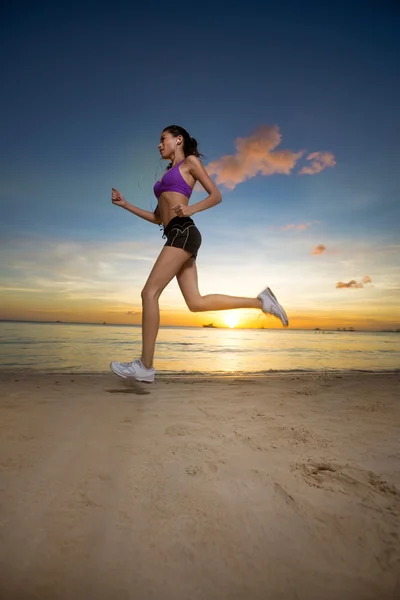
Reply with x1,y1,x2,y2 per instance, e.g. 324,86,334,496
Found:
1,368,399,378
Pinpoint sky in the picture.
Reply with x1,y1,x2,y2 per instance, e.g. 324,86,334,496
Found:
0,1,399,330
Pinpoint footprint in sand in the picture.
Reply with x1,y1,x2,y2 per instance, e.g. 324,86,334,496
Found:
186,465,201,475
271,425,331,449
292,460,400,511
165,424,191,436
185,462,222,476
165,424,225,440
250,411,275,422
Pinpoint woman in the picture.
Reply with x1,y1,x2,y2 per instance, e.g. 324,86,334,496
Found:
110,125,288,383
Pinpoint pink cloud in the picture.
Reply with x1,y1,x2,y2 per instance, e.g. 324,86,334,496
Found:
279,222,315,231
336,276,372,289
202,125,336,190
299,151,336,175
312,244,326,255
205,125,304,190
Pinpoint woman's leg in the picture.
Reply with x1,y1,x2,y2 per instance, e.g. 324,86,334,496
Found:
176,258,262,311
140,246,192,368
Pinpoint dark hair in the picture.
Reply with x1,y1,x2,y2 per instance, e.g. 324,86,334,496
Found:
162,125,205,171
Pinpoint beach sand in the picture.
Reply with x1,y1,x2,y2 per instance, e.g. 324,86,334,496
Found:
0,371,399,600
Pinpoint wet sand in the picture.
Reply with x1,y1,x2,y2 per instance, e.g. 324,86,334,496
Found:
0,372,399,599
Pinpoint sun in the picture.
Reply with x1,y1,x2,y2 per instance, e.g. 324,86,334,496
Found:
224,313,240,328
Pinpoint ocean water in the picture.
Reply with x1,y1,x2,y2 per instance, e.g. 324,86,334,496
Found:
0,322,399,374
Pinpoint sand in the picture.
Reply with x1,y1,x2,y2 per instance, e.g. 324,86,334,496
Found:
0,371,399,600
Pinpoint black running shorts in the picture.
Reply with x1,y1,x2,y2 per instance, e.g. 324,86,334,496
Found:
162,217,202,259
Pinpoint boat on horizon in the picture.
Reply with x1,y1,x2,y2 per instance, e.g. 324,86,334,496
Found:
203,323,217,328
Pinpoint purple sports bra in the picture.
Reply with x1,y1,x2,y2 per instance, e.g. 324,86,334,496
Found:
153,159,193,200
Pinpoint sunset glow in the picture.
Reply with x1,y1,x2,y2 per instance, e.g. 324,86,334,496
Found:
0,5,398,332
224,314,240,328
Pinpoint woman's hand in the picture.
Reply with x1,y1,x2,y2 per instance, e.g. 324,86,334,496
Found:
171,203,193,218
111,188,128,208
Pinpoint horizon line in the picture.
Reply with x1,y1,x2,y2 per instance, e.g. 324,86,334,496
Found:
0,319,399,332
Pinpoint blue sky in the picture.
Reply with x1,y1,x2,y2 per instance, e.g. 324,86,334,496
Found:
1,1,399,329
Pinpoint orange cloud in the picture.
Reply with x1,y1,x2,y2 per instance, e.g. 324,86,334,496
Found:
279,221,317,231
204,126,336,189
336,276,372,289
312,244,326,255
206,125,304,189
299,151,336,175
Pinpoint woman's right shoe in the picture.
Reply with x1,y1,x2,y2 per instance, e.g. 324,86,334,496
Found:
110,358,155,383
257,286,289,327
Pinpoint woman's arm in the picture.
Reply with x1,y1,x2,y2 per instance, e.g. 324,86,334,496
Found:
171,156,222,217
112,188,160,224
190,156,222,214
189,193,221,215
123,202,160,224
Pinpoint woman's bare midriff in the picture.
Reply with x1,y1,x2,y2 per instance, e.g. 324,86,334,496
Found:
158,192,191,228
157,160,195,227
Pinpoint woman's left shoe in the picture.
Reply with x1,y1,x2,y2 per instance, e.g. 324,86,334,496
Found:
110,358,155,383
257,286,289,327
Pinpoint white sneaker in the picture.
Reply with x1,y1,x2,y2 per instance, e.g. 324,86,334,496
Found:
110,358,155,383
257,286,289,327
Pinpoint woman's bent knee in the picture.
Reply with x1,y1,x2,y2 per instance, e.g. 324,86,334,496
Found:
141,287,160,302
187,298,203,312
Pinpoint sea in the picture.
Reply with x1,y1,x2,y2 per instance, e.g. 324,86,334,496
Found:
0,321,399,375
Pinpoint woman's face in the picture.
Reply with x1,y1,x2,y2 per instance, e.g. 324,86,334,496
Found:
158,131,182,159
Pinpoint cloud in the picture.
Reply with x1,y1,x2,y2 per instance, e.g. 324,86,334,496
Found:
336,276,373,289
0,235,157,302
204,125,336,190
299,152,336,175
312,244,326,255
206,125,304,189
278,221,319,232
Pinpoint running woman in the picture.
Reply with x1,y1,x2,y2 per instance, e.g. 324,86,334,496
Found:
110,125,288,382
